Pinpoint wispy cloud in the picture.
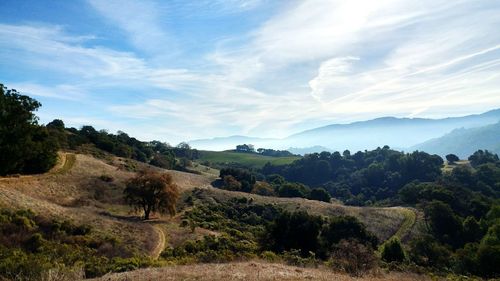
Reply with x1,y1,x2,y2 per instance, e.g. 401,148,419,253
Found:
87,0,174,55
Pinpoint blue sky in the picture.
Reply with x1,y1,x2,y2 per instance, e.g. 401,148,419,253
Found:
1,0,499,144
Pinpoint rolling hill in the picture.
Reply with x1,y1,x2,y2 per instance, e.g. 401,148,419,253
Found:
0,151,421,280
196,150,301,169
412,122,500,158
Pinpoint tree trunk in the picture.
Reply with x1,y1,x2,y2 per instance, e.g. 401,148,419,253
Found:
144,206,151,220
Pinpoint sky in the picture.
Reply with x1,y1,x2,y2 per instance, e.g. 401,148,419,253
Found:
1,0,499,144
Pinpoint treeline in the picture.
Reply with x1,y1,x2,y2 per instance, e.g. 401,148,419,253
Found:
0,83,198,175
233,144,296,157
52,122,198,170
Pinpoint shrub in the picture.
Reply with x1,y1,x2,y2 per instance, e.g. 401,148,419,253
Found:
409,235,451,268
260,251,280,262
99,174,114,182
251,182,275,196
282,249,318,267
327,239,378,276
308,187,331,202
381,238,406,263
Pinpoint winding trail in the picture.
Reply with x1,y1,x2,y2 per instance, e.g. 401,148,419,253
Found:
378,207,417,252
150,225,166,259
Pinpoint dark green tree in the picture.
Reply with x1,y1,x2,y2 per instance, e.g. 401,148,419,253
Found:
424,201,463,247
0,84,58,175
446,154,459,164
308,187,331,202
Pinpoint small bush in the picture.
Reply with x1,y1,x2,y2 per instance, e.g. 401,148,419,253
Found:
328,239,378,276
99,174,114,182
260,251,280,262
381,238,406,263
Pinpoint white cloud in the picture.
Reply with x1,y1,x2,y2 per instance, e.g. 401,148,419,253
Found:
6,83,86,101
309,57,360,102
87,0,174,55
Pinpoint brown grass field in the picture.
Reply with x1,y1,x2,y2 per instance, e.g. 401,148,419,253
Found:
91,261,431,281
0,152,212,256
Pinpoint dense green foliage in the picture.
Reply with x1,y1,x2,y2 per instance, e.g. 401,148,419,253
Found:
262,146,444,206
0,208,152,280
218,168,333,203
61,126,198,171
0,84,58,175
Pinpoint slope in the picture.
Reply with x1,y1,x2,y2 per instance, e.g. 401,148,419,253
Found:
0,152,212,258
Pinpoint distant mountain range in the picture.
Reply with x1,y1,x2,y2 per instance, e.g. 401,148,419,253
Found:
189,109,500,154
411,121,500,158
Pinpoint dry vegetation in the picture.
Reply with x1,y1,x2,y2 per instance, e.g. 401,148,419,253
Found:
0,152,212,257
91,261,431,281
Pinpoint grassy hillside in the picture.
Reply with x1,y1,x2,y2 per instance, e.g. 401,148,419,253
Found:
196,150,301,169
0,149,428,280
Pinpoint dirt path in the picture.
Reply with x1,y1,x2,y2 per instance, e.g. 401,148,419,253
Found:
0,152,76,182
150,225,166,259
51,152,76,174
378,207,417,251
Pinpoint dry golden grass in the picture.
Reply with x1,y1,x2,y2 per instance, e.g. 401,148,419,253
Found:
0,152,212,257
91,261,431,281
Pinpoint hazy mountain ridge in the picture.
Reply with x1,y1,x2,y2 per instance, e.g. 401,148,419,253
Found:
189,109,500,152
412,122,500,158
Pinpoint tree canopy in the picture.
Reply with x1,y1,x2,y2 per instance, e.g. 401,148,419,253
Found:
0,84,58,175
124,169,180,220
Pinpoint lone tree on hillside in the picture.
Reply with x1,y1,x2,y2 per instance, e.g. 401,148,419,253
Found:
124,169,180,220
446,154,460,164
